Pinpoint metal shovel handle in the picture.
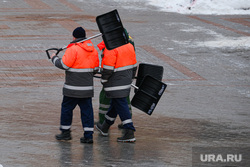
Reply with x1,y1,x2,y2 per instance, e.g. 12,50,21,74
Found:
61,33,103,51
46,33,102,59
45,48,63,59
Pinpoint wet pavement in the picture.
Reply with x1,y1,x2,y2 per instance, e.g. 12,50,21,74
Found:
0,0,250,167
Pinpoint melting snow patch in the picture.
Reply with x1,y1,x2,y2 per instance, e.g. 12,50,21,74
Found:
196,37,250,48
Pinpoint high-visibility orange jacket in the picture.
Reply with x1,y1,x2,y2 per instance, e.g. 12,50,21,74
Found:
101,43,137,98
52,40,99,98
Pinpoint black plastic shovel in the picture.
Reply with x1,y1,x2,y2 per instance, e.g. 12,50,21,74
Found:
134,63,164,93
96,9,128,50
131,75,167,115
131,63,166,115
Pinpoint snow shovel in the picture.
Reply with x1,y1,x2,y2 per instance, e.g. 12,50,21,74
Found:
131,75,167,115
46,9,128,59
96,9,128,50
134,63,164,93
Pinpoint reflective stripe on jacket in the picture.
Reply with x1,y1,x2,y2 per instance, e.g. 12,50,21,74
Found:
101,43,137,98
52,40,99,98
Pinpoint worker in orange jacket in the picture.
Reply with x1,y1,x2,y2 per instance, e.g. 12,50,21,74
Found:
96,41,137,142
51,27,99,144
97,30,135,128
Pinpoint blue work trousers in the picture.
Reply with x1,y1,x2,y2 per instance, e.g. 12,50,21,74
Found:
105,97,135,131
60,96,94,139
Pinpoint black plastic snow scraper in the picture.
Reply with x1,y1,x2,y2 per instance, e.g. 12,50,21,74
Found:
131,63,167,115
46,9,128,59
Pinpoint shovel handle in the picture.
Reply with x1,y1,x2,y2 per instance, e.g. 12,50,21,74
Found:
46,33,102,59
93,71,102,78
131,84,158,100
45,48,63,59
131,84,139,90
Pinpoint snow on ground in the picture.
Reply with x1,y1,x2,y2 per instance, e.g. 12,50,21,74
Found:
147,0,250,15
145,0,250,49
196,37,250,48
109,0,250,48
178,26,250,49
79,0,250,49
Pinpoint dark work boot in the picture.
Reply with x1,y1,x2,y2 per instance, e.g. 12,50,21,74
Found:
55,130,72,141
96,121,110,136
80,137,93,144
117,129,136,143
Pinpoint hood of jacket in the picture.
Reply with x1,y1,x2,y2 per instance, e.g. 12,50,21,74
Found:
75,40,95,52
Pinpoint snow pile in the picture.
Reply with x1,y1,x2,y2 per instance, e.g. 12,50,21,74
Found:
197,37,250,48
147,0,250,15
177,26,250,49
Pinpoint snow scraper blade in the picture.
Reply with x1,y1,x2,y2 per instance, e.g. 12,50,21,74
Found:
135,63,164,93
96,9,129,50
131,75,167,115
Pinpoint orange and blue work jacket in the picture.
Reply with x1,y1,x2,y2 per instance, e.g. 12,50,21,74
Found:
52,40,99,98
101,43,137,98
